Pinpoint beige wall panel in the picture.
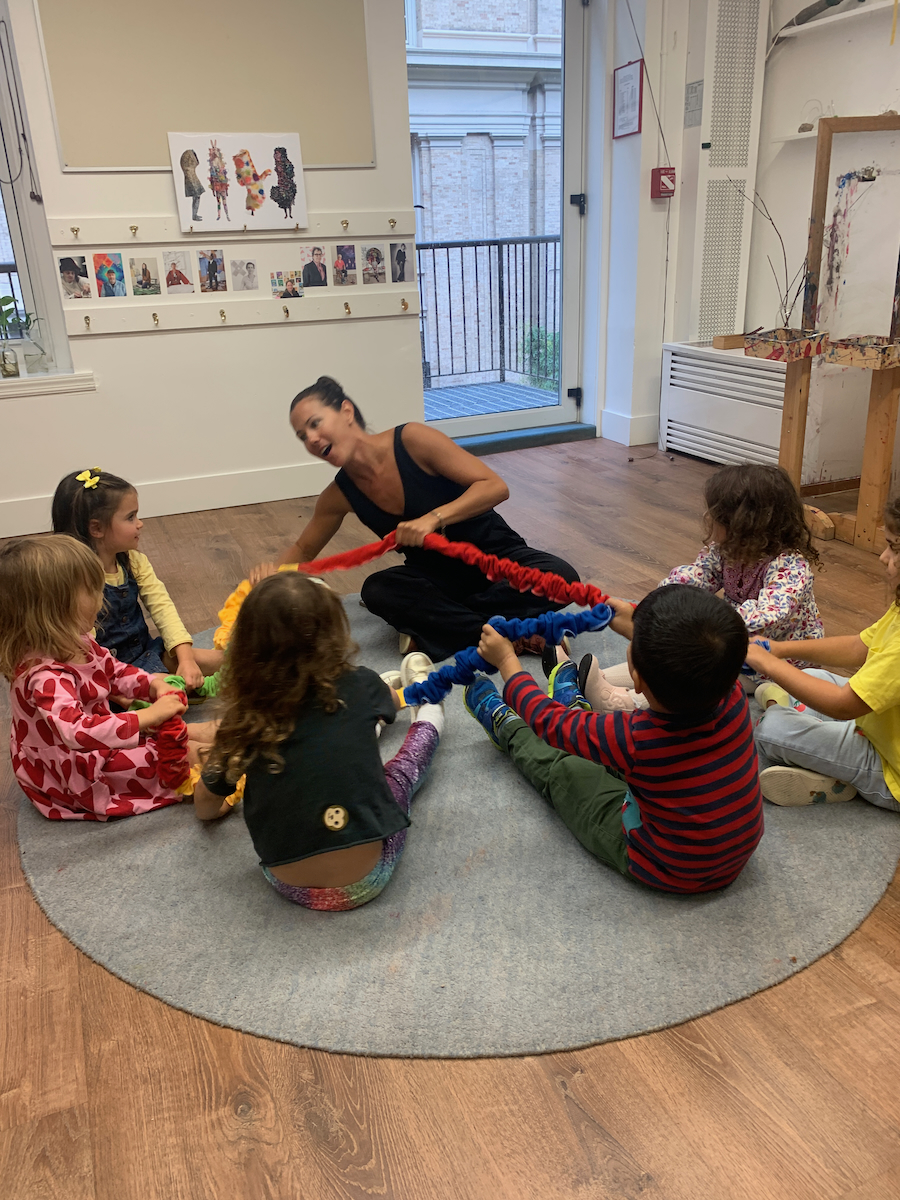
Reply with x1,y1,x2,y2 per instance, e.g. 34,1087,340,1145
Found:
35,0,373,168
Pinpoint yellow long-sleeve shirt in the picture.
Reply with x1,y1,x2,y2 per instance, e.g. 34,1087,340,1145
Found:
98,550,192,653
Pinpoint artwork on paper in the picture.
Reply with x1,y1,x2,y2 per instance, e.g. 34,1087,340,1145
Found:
361,244,386,285
332,244,357,286
198,249,226,293
390,242,411,284
58,255,92,299
207,139,230,222
167,133,307,232
230,259,259,292
270,146,298,220
270,271,303,299
815,132,900,338
163,249,194,294
93,252,126,298
299,245,327,288
129,257,161,296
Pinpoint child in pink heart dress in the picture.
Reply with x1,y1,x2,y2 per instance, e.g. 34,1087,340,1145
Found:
1,535,214,821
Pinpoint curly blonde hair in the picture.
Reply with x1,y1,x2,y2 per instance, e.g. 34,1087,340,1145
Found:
0,535,104,680
702,464,820,570
204,573,358,784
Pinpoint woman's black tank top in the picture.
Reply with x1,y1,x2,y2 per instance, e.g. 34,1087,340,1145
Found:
334,425,526,577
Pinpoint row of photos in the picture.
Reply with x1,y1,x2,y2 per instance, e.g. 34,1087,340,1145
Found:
58,243,414,301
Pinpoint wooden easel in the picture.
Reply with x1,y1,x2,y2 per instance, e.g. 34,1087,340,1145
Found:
777,114,900,553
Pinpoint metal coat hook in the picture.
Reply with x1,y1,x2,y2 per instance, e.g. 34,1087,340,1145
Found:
389,218,397,229
343,301,351,315
130,225,138,236
243,224,247,233
294,223,299,231
189,225,193,233
341,219,349,230
152,312,159,326
70,226,79,237
283,305,289,318
83,315,91,329
219,309,226,322
400,298,409,311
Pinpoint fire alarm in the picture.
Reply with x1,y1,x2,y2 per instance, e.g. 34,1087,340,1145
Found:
651,167,676,199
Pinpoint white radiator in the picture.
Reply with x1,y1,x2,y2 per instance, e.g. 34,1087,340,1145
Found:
660,343,786,466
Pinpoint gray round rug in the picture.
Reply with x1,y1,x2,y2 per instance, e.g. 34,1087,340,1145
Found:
16,599,900,1058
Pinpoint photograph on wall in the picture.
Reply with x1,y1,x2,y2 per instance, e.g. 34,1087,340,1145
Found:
93,252,127,298
167,133,308,233
230,259,259,292
361,244,386,285
129,257,161,296
390,242,411,283
332,244,357,286
198,249,226,293
299,245,328,288
58,255,92,299
163,250,194,295
270,271,303,299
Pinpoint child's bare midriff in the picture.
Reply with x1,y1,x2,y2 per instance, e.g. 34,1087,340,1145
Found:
268,840,384,887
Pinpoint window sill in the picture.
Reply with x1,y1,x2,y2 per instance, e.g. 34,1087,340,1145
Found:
0,370,96,400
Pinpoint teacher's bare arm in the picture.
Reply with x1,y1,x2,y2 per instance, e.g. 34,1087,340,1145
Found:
395,423,510,546
249,482,353,583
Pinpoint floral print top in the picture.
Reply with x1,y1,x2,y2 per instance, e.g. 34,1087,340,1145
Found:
660,546,824,647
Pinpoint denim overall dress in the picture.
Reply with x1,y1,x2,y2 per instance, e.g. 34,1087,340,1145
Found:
96,558,168,675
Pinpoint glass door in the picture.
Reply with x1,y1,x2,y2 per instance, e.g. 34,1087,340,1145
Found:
406,0,586,436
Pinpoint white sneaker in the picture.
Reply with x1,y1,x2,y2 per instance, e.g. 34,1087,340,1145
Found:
379,669,402,690
400,651,435,689
755,681,791,709
759,766,857,807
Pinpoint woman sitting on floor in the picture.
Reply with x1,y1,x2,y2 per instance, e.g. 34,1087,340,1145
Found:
251,375,580,662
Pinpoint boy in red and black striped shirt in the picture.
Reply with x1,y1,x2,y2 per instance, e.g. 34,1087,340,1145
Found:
464,585,764,894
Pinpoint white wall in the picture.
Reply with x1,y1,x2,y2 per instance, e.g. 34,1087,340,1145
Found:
1,0,421,536
587,0,691,447
747,0,900,486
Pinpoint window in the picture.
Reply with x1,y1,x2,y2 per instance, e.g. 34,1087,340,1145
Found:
0,9,69,375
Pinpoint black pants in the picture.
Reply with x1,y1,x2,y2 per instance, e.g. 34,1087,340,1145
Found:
360,546,580,661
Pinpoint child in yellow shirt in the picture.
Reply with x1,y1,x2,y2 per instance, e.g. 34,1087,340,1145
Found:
748,496,900,811
52,468,222,691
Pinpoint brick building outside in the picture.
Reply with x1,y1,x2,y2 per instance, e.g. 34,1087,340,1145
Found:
406,1,563,412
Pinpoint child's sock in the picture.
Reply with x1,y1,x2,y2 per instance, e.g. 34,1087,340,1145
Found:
579,654,646,712
413,701,444,738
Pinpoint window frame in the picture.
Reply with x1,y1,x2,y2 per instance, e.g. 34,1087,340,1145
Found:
0,5,70,375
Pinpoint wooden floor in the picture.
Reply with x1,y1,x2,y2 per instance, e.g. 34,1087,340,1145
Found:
3,439,900,1200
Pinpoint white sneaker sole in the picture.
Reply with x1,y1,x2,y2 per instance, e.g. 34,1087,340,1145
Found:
759,766,857,807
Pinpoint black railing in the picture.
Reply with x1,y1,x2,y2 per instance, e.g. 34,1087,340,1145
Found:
415,236,561,390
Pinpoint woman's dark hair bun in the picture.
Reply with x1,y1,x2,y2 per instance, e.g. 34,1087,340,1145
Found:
290,376,366,429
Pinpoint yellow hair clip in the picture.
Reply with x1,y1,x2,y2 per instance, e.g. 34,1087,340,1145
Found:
75,467,101,490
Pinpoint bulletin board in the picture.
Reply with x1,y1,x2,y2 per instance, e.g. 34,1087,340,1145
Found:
34,0,374,169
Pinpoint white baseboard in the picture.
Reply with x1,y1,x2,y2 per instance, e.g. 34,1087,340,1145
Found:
600,409,660,447
0,460,336,538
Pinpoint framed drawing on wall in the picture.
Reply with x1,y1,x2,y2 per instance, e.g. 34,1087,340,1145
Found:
613,60,643,139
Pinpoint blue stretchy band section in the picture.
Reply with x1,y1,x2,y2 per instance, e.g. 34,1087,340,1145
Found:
401,602,615,706
740,639,770,674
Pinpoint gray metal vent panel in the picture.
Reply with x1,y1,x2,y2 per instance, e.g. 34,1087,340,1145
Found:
664,420,779,467
709,0,760,169
697,181,745,341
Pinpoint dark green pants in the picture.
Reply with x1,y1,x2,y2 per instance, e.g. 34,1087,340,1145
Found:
499,717,631,876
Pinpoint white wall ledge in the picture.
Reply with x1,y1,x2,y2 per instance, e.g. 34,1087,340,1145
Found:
0,370,96,401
